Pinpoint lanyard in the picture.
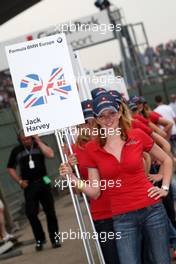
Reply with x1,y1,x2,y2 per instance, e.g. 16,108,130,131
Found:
24,144,35,169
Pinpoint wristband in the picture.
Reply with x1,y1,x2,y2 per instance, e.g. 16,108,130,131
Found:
77,180,85,192
161,185,169,192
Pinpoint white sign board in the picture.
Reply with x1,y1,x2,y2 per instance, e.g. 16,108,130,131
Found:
89,69,115,90
5,34,85,136
0,10,118,71
87,69,129,100
108,77,129,100
94,68,115,78
73,51,92,101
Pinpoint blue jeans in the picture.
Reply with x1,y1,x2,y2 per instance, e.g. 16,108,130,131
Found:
113,202,170,264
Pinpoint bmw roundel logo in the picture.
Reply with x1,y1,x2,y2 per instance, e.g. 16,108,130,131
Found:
57,37,63,43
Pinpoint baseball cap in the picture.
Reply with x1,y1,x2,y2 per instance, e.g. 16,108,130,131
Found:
130,95,146,104
130,95,141,104
128,101,138,111
91,87,106,99
93,93,119,117
139,96,147,103
108,90,123,104
81,99,94,121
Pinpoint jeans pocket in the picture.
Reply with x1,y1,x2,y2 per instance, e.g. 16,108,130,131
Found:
146,202,168,226
147,201,162,212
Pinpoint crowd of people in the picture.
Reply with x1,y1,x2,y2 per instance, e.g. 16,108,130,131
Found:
143,41,176,80
0,70,14,109
59,88,176,264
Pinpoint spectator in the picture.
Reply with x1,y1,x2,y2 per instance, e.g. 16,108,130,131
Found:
7,131,61,251
154,95,176,155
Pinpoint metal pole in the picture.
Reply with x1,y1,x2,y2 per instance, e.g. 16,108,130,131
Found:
162,77,169,103
54,130,93,264
129,23,148,83
108,9,135,88
67,128,106,264
58,131,95,264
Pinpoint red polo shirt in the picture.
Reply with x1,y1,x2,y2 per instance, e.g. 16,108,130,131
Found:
84,128,159,216
149,112,162,124
72,144,112,221
133,114,149,126
132,119,153,135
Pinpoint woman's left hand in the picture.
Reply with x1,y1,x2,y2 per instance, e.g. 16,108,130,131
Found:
147,186,168,200
68,154,78,166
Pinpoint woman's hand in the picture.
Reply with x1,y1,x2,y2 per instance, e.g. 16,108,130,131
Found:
59,163,83,193
148,186,168,200
59,163,73,178
148,173,163,183
68,154,78,167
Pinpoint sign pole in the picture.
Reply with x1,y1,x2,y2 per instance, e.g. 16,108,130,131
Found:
55,130,93,264
66,128,106,264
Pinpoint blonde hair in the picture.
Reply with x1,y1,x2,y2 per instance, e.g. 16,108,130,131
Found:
76,133,90,148
141,104,152,118
119,102,132,140
76,120,97,148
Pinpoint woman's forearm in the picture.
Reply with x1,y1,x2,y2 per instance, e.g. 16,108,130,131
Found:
161,156,173,188
69,174,101,199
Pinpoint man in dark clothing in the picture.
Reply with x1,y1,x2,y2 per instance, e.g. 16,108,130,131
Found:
7,131,60,251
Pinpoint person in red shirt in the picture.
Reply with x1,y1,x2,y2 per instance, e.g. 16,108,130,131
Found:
129,96,168,139
66,98,119,264
128,101,171,154
132,95,173,140
110,94,170,154
61,93,172,264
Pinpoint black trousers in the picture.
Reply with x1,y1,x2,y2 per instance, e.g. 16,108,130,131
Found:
94,218,119,264
24,179,59,243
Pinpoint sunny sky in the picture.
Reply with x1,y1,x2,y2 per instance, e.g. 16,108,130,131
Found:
0,0,175,69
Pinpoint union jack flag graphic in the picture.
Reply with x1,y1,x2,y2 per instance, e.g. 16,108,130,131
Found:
20,74,47,108
20,67,72,108
46,67,72,100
